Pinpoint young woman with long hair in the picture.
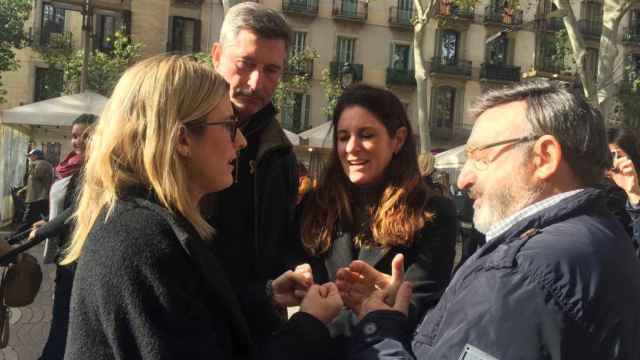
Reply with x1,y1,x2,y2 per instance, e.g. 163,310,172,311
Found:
296,84,457,350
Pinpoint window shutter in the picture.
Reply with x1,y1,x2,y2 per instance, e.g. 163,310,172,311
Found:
304,95,311,130
193,19,202,52
122,10,132,36
167,16,174,52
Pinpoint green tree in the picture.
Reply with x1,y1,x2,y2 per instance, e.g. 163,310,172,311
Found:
273,48,318,129
37,30,142,96
319,68,343,120
0,0,32,103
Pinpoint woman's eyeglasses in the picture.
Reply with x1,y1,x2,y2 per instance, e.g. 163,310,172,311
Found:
187,117,239,141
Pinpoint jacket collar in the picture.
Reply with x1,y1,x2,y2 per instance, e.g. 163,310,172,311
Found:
476,187,606,260
131,197,253,348
250,103,292,162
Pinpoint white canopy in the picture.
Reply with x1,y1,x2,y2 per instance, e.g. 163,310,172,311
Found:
283,129,300,146
0,91,108,126
434,145,467,169
298,121,333,148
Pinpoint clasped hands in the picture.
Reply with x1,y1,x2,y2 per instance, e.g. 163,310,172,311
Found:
271,254,412,325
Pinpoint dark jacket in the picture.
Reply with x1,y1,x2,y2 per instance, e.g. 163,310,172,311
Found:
65,195,330,360
201,104,299,341
299,194,457,339
350,188,640,360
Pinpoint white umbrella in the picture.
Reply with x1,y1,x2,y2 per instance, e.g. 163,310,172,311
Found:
283,129,300,146
298,121,333,148
434,145,467,169
0,91,108,126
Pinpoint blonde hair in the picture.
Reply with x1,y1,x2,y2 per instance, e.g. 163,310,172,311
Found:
61,55,228,265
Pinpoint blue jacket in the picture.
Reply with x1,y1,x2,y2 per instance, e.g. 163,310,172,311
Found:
350,188,640,360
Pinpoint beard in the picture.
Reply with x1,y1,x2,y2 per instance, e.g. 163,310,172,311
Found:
472,169,545,235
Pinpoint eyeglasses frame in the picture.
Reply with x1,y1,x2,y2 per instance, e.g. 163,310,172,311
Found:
465,135,540,170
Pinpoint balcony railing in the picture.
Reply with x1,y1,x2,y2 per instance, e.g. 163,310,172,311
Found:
622,26,640,44
36,30,73,49
535,17,563,32
483,6,523,26
430,57,472,77
332,0,368,22
435,0,474,20
282,0,319,17
388,6,414,28
329,61,364,82
285,59,314,76
578,19,602,39
480,63,521,82
386,68,416,86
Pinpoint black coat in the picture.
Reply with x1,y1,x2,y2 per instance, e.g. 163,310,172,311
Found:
350,188,640,360
299,194,457,335
201,106,299,341
65,195,331,360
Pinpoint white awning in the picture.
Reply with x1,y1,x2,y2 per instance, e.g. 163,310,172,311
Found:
283,129,300,146
434,145,467,169
298,121,333,148
0,91,108,126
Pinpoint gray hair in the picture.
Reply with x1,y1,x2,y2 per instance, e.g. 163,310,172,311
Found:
471,79,609,186
220,2,291,49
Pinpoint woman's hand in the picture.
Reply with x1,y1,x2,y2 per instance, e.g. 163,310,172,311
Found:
300,283,343,325
608,155,640,205
28,220,47,241
335,254,406,318
271,263,314,307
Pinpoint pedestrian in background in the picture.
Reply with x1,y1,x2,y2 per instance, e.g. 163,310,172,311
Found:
16,149,53,234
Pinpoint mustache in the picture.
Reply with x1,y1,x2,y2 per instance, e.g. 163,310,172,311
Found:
234,88,263,98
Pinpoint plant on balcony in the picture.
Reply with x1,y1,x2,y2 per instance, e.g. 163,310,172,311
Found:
0,0,32,103
320,67,344,119
273,49,318,118
37,30,142,96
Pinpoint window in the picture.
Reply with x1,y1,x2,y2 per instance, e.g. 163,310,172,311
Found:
432,86,456,131
397,0,413,22
34,67,63,102
341,0,358,17
439,30,459,64
97,15,116,52
41,3,66,46
336,37,356,64
631,10,640,33
582,1,602,23
486,34,508,65
168,16,201,53
282,94,311,133
291,31,307,54
586,48,599,80
390,43,411,70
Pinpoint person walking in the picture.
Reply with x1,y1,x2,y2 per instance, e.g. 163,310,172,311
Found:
16,149,53,234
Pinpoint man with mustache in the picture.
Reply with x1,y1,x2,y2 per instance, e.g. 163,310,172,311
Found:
203,2,304,345
341,79,640,359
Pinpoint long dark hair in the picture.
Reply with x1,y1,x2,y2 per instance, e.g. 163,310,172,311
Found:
608,127,640,171
301,84,433,255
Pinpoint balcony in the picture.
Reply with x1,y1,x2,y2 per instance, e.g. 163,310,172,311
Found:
285,59,314,76
388,7,414,29
430,57,472,78
578,19,602,39
282,0,319,17
329,61,364,82
480,63,521,82
386,68,416,86
483,6,523,27
173,0,204,6
332,0,368,22
435,0,474,21
35,30,73,49
535,17,563,32
622,26,640,45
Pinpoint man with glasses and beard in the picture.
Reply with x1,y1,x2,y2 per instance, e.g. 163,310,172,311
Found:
341,79,640,360
202,2,303,346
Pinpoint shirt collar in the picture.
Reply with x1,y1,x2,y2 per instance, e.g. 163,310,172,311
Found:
485,189,584,242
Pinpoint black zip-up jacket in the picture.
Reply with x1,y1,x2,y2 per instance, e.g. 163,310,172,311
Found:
349,188,640,360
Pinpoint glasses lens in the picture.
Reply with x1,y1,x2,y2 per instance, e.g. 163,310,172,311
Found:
227,121,237,141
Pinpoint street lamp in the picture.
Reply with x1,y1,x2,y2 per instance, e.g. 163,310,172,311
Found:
340,62,356,88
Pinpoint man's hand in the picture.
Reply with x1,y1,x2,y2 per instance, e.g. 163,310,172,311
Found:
359,281,412,321
608,155,640,205
300,283,344,325
336,254,406,317
272,264,314,307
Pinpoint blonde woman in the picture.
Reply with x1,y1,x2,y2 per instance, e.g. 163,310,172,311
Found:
62,55,342,360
